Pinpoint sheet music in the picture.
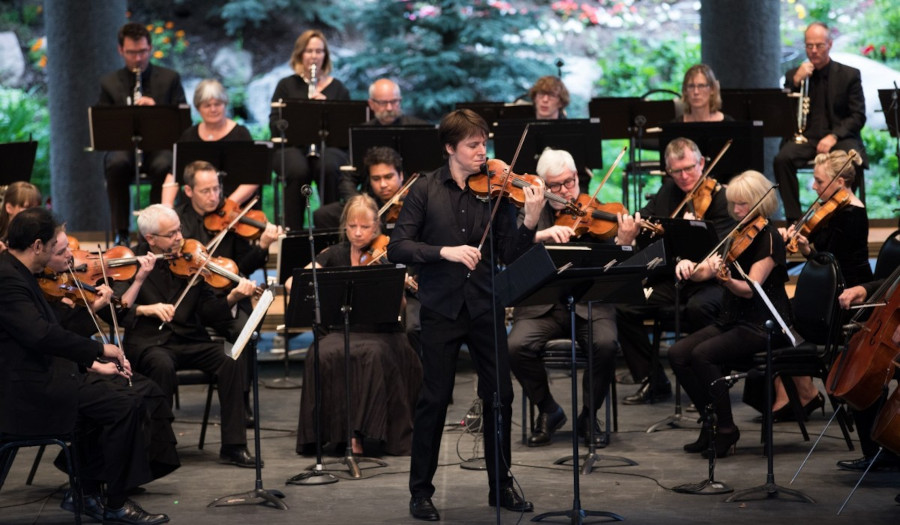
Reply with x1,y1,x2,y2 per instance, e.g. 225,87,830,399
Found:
733,262,796,347
230,289,274,360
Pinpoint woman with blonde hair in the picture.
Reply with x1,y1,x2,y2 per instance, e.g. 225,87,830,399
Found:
669,170,790,458
0,181,42,249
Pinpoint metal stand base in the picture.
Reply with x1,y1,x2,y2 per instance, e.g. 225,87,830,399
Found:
726,482,814,503
320,454,387,479
285,465,338,486
555,453,638,472
460,458,486,470
532,508,624,524
208,488,287,509
673,479,733,495
264,376,302,390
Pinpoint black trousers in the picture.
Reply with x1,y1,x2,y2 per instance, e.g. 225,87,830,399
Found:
669,323,766,429
409,304,514,499
274,146,349,231
616,279,722,387
133,338,247,446
508,304,617,415
104,149,172,233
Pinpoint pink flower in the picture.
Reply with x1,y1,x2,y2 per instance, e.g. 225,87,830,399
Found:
862,44,875,56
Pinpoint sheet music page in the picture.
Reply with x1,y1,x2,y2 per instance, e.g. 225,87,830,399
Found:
733,262,796,347
230,289,275,360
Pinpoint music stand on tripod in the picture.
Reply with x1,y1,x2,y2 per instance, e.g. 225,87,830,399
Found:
88,105,191,221
878,87,900,181
209,290,288,510
0,140,38,185
276,100,369,203
286,265,406,479
498,244,646,524
174,140,273,194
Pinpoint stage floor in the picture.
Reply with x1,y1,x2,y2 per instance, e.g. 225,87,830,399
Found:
2,358,898,525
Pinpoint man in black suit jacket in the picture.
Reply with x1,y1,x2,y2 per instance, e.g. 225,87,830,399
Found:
507,148,621,448
774,21,867,221
119,204,259,468
98,22,187,244
0,207,168,524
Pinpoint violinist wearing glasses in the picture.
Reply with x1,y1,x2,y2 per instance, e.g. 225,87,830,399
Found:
669,170,791,459
116,204,259,468
615,138,736,406
508,147,626,448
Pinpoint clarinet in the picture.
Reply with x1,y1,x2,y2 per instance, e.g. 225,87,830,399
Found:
132,68,142,105
307,63,317,99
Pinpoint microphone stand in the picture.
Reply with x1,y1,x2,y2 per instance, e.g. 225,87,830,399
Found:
892,82,899,183
285,187,338,486
274,100,288,229
673,401,733,495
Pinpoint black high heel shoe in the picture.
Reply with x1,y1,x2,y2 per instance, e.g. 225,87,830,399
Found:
802,392,825,419
701,428,740,459
683,428,711,453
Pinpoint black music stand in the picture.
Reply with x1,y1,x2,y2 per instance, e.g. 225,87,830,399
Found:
174,141,273,191
492,119,603,194
265,228,341,390
277,100,369,203
641,219,719,434
0,140,38,184
287,265,406,478
209,290,287,510
88,105,191,214
454,101,535,127
498,244,645,524
658,121,765,181
348,125,442,175
589,97,677,209
878,87,900,181
720,88,797,138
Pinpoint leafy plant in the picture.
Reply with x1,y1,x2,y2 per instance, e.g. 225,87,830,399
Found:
595,33,699,97
0,87,50,197
215,0,345,36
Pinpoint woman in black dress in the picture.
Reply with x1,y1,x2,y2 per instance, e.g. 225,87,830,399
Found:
295,194,421,456
669,169,791,458
269,29,352,230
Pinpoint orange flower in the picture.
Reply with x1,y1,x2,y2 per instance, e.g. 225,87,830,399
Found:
165,21,174,29
146,24,154,31
183,40,189,47
38,55,47,68
175,30,185,38
153,50,164,59
162,36,171,44
31,37,43,52
154,26,164,34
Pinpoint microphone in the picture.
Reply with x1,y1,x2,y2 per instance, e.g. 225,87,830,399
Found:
301,184,313,197
713,368,764,387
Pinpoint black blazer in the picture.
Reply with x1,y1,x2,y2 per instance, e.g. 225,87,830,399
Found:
0,252,101,435
117,246,234,360
98,63,186,108
784,60,866,147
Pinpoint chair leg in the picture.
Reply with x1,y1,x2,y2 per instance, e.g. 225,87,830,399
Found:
781,376,810,441
26,444,45,485
0,444,17,490
59,438,83,525
521,386,528,445
198,382,215,450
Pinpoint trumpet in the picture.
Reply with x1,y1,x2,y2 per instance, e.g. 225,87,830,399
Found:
790,78,810,144
132,67,142,105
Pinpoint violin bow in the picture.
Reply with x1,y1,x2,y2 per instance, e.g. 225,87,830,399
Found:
695,184,777,270
786,150,858,243
670,139,732,219
377,173,419,218
474,124,532,254
97,246,132,386
205,196,260,253
159,241,219,331
570,146,627,232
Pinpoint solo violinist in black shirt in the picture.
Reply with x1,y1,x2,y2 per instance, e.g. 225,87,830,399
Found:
388,109,541,521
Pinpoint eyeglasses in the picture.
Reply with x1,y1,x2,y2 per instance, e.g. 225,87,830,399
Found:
123,48,151,57
303,48,326,55
685,83,710,91
370,98,401,107
805,43,828,50
667,164,697,176
546,177,577,192
150,227,182,239
535,91,560,99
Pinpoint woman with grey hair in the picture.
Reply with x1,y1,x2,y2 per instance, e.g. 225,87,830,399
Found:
161,79,254,207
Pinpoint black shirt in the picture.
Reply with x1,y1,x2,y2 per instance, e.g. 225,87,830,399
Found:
808,204,872,287
387,165,536,320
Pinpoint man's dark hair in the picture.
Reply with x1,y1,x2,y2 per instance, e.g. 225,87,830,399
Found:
118,22,151,47
363,146,403,174
439,109,488,158
183,160,218,188
6,207,59,251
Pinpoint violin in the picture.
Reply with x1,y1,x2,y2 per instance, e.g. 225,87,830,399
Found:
70,246,174,284
717,215,768,280
826,267,900,411
37,269,121,308
168,238,245,289
689,178,720,220
204,198,269,240
358,234,390,266
554,194,626,240
468,159,576,211
785,188,852,254
378,174,419,224
66,235,80,251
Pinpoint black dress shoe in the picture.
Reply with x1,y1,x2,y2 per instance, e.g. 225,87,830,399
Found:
577,411,608,448
622,378,672,405
836,455,900,472
219,445,262,468
489,486,534,512
103,499,169,525
527,406,566,447
60,489,105,521
683,427,711,453
409,496,440,521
